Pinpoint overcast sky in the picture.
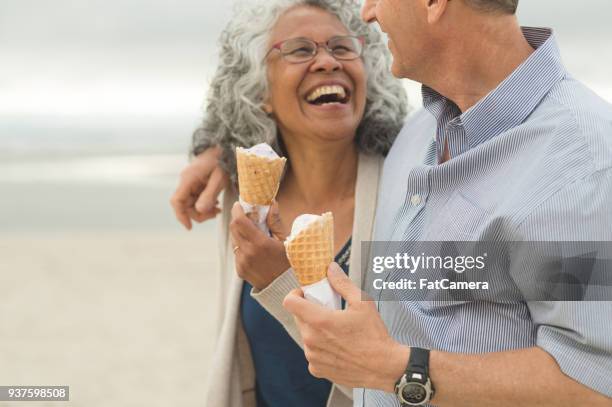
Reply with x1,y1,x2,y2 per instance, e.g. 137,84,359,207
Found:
2,0,610,47
1,0,610,133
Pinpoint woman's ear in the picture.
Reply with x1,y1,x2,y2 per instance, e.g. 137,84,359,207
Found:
263,102,274,115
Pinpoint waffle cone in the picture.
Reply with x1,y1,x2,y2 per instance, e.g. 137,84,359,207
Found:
236,147,286,205
285,212,334,286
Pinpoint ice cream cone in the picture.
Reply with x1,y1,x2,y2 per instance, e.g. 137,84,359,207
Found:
285,212,334,286
236,146,286,205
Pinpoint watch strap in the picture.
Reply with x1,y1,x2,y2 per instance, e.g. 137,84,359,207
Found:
407,347,430,383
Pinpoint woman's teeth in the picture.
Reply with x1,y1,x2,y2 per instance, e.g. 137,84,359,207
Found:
306,85,347,104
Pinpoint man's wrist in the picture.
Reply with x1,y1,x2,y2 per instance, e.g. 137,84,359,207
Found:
381,343,411,393
191,144,221,160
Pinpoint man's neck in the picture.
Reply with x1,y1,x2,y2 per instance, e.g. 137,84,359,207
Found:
425,16,534,113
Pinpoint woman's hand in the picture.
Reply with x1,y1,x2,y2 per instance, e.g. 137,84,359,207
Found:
229,201,291,290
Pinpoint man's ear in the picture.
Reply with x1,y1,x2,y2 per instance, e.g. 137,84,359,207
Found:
425,0,451,24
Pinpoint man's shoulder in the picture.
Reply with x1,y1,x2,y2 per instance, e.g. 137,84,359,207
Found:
549,76,611,120
531,77,612,172
506,80,612,233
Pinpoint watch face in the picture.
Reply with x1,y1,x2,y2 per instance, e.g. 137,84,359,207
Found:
402,382,427,404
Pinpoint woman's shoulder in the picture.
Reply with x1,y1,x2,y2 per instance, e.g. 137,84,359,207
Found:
353,152,382,237
356,152,384,186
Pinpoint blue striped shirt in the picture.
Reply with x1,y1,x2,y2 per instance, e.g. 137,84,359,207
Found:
360,27,612,405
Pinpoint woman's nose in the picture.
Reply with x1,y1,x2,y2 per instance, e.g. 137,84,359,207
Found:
309,48,342,72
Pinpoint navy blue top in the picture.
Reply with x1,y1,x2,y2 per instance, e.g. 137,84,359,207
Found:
240,239,351,407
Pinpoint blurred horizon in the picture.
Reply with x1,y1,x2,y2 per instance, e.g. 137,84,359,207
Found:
2,1,612,147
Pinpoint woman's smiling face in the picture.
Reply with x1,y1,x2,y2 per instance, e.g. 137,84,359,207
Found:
264,6,367,145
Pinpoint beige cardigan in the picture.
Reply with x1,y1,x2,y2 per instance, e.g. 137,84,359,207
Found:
205,153,383,407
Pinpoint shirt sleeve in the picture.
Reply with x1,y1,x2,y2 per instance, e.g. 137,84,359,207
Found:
250,268,303,346
516,168,612,397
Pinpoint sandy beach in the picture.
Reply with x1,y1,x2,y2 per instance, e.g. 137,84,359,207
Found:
0,230,219,407
0,160,223,407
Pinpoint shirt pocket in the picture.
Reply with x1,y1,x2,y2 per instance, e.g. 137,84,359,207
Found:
427,191,489,240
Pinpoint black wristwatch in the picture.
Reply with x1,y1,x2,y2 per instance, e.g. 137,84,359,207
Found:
394,347,435,406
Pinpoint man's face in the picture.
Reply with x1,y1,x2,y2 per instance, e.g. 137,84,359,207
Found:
362,0,430,79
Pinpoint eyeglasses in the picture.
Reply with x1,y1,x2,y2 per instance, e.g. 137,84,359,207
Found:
265,35,365,64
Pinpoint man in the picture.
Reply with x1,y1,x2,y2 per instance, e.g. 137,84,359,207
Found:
171,0,612,405
281,0,612,405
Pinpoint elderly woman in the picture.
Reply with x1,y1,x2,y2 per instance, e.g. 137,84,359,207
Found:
187,0,408,406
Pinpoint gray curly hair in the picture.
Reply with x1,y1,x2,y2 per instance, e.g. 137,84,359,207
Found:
191,0,409,184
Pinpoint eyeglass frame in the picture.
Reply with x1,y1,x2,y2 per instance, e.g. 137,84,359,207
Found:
264,35,366,64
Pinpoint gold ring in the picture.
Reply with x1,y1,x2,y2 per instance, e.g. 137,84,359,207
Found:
233,246,240,253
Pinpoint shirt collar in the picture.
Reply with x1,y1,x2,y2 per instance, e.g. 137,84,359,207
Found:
422,27,567,156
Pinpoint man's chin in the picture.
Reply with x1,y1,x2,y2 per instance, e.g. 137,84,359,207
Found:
390,61,404,79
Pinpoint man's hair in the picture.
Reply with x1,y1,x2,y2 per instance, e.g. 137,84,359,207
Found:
464,0,519,14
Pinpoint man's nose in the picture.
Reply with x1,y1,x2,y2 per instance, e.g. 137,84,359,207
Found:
309,48,342,72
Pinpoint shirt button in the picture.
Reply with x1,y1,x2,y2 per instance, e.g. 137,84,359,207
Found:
410,194,422,207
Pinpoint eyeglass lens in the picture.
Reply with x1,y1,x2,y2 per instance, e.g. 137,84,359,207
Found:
280,36,362,62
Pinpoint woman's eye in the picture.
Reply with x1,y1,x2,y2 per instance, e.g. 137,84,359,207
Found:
332,45,351,53
288,47,313,55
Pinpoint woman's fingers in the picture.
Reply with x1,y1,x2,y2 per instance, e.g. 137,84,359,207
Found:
266,200,288,241
231,202,263,239
230,200,292,289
